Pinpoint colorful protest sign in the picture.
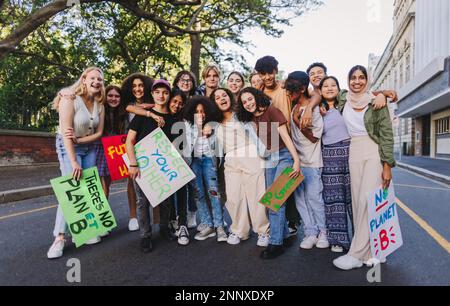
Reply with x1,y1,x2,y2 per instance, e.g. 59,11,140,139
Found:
101,134,129,181
122,128,196,207
259,167,304,212
50,167,117,247
367,183,403,260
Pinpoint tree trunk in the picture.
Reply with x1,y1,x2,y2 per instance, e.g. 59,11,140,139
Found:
190,33,201,84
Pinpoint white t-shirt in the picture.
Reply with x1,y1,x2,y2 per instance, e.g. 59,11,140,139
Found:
194,135,213,157
342,104,368,137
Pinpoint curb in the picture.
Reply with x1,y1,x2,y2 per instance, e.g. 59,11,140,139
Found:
0,185,53,205
397,162,450,186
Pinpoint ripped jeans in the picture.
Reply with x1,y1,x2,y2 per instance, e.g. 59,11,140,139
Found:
191,155,224,228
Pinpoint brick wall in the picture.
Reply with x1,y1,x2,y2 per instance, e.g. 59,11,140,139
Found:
0,130,57,166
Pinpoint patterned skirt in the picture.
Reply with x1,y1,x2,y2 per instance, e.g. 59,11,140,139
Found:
322,140,353,250
95,141,109,177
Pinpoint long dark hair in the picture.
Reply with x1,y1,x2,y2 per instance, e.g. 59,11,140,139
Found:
173,70,197,97
236,87,271,123
169,87,187,119
319,76,341,111
121,73,154,105
209,87,235,123
104,85,128,134
183,95,221,126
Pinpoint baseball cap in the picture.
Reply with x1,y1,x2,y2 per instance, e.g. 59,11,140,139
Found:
152,79,171,92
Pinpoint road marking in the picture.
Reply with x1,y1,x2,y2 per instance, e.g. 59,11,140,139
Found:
0,189,126,221
395,184,450,192
397,198,450,254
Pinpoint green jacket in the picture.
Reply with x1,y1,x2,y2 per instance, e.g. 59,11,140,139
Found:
337,90,396,168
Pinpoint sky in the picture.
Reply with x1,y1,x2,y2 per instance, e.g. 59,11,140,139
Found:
221,0,395,85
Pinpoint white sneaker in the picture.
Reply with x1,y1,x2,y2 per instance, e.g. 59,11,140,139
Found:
300,235,318,249
194,227,216,241
47,237,65,259
187,211,197,229
333,254,364,270
216,226,228,242
177,225,190,246
85,236,101,245
316,231,330,249
196,223,208,232
227,232,241,245
128,218,139,232
364,257,387,267
257,233,270,247
331,245,344,253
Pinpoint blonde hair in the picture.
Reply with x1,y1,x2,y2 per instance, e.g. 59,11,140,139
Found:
52,67,106,111
201,64,221,80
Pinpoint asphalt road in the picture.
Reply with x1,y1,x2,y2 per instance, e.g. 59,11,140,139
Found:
0,168,448,286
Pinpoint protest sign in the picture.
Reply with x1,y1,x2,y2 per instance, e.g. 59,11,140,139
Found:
259,167,304,212
123,128,195,207
367,183,403,260
101,134,129,181
50,167,117,247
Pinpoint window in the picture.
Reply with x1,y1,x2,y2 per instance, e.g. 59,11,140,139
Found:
436,117,450,135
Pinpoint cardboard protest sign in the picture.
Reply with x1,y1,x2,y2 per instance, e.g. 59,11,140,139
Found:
367,183,403,260
259,167,304,212
123,128,196,207
101,134,129,181
50,167,117,247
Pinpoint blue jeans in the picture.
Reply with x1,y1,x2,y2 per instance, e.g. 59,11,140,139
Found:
294,167,326,237
191,156,223,228
265,148,293,245
53,134,97,237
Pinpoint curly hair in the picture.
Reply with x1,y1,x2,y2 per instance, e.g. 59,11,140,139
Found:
183,95,221,126
254,56,279,74
121,73,154,105
236,87,271,123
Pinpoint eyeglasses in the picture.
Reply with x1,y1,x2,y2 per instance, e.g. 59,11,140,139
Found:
179,78,193,84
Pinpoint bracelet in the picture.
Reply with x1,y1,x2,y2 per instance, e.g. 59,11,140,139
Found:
129,164,139,168
146,111,150,118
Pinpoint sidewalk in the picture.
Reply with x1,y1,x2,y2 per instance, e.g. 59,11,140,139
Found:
395,155,450,185
0,163,60,204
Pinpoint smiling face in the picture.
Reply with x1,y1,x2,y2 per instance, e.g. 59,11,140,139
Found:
152,86,170,106
259,70,277,89
240,92,257,114
320,78,339,101
177,73,193,93
132,78,145,101
349,69,367,94
194,103,206,126
250,74,263,90
214,89,231,112
169,94,184,115
227,73,244,95
205,69,219,89
106,88,121,108
309,66,326,88
83,69,104,96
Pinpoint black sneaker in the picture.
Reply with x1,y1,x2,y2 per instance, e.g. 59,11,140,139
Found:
288,221,298,237
260,244,284,260
140,237,152,253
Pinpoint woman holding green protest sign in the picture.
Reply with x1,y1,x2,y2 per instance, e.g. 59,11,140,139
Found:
235,87,301,259
47,67,106,259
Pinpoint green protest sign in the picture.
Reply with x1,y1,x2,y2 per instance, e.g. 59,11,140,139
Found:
259,167,304,212
50,167,117,247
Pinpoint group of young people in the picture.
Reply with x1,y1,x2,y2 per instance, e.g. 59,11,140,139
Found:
47,55,397,271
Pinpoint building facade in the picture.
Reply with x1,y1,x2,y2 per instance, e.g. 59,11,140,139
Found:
369,0,450,159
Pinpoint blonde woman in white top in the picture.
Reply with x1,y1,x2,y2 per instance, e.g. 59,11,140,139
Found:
47,67,106,259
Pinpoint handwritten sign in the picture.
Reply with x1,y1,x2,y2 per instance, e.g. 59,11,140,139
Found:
123,128,196,207
367,183,403,260
101,134,129,181
50,167,117,247
259,167,304,212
